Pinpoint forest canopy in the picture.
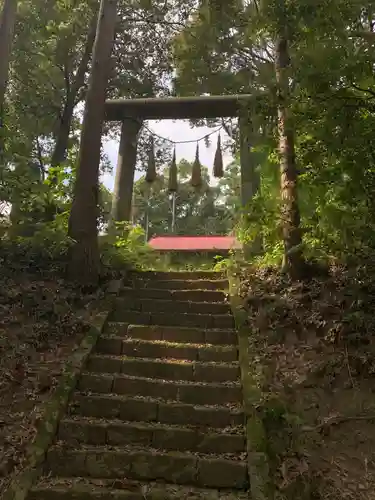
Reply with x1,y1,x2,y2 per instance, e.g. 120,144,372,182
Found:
1,0,375,282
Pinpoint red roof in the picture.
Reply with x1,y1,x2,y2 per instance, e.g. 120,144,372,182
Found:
148,235,242,251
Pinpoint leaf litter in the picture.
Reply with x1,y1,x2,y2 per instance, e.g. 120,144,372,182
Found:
0,269,101,494
241,263,375,499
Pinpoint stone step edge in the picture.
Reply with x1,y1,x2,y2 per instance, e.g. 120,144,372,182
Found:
60,416,245,434
58,419,245,453
71,393,243,412
78,375,242,407
107,322,237,335
86,355,240,383
55,442,247,462
115,299,230,315
69,394,243,428
130,270,225,276
110,312,235,330
104,326,238,347
98,335,238,350
121,286,228,299
112,311,234,319
119,293,229,305
31,477,250,499
45,446,249,488
80,372,241,388
116,289,230,311
123,281,229,292
89,354,239,367
127,277,228,283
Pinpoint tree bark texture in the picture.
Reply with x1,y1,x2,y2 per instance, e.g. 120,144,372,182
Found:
110,118,142,230
51,10,98,169
68,0,118,285
0,0,17,154
275,36,304,278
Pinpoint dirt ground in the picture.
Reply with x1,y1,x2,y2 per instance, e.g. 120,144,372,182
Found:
0,270,101,494
241,264,375,500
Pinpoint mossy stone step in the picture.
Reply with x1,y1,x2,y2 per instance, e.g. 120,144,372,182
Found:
58,418,246,453
114,297,231,315
129,270,225,280
86,355,240,382
29,478,250,500
120,287,227,303
106,323,238,346
70,394,244,428
45,447,248,489
95,337,238,362
124,279,228,291
109,310,235,330
78,373,242,405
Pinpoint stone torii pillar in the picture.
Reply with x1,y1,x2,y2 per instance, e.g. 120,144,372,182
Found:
239,111,262,256
109,117,142,230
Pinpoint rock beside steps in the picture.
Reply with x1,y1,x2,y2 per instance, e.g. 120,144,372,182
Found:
30,271,249,499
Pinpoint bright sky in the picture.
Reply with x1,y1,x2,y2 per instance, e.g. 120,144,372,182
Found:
101,120,234,191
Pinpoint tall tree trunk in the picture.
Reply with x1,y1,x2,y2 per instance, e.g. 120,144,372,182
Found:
68,0,118,285
275,35,304,278
51,10,98,169
0,0,17,155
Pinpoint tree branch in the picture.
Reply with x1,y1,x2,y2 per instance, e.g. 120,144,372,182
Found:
71,9,98,96
303,414,375,433
351,83,375,99
35,137,46,181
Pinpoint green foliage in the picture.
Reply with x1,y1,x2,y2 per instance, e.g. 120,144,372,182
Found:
132,159,237,238
3,0,375,279
171,0,375,269
0,213,72,273
100,223,154,272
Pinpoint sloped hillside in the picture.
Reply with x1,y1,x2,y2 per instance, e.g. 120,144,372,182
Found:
0,249,104,493
241,264,375,499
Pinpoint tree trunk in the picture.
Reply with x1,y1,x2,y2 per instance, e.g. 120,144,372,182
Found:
68,0,118,285
50,11,98,169
275,36,304,278
109,118,142,232
0,0,17,155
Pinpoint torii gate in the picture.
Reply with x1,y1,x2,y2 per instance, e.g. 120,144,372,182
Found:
103,94,261,230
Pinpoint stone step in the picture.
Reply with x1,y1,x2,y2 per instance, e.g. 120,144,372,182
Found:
58,418,246,454
45,446,249,489
114,297,231,315
124,279,228,291
107,323,238,346
70,394,244,428
30,477,250,499
108,310,235,329
86,355,240,383
130,271,225,281
78,373,242,406
120,287,227,303
95,337,238,362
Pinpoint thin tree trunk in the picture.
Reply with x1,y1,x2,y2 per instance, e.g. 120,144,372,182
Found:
68,0,118,285
275,35,304,278
51,10,98,169
0,0,17,155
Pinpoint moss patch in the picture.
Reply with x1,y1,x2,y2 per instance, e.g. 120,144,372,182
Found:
228,269,273,500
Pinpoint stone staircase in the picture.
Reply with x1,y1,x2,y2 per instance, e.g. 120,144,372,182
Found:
29,271,249,499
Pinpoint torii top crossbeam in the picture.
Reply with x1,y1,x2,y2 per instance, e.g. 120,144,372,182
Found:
108,93,259,234
104,94,253,121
